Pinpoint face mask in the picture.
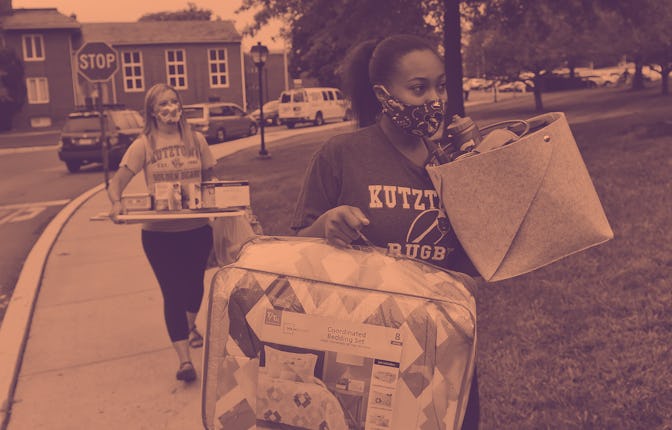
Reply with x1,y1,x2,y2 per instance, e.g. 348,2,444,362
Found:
377,86,445,138
155,102,182,125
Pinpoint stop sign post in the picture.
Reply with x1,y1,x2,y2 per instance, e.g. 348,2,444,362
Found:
76,42,119,188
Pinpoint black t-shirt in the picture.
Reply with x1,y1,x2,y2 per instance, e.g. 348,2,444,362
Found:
292,123,478,276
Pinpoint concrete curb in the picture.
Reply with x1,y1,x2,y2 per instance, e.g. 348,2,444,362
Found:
0,183,106,429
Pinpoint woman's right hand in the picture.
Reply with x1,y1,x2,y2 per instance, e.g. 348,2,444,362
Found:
319,205,370,247
109,200,126,224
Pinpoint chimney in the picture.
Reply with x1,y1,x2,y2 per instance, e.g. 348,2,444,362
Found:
0,0,12,15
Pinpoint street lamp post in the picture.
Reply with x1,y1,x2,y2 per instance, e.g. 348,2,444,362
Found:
250,42,270,158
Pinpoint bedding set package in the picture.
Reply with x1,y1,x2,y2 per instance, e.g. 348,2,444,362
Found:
201,236,477,430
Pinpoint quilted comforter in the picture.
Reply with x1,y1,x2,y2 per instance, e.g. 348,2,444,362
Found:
202,237,477,430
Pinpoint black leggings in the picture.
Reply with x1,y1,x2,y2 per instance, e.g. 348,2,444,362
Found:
141,225,213,342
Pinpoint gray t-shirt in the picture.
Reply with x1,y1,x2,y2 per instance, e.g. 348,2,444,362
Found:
292,123,477,275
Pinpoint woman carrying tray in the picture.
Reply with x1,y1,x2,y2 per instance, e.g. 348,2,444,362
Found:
291,35,480,428
107,83,216,383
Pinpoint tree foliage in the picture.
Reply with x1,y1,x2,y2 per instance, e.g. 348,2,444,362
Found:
138,2,212,21
466,0,590,111
0,48,26,131
237,0,438,87
596,0,672,94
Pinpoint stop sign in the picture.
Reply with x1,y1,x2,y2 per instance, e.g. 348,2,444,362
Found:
76,42,119,82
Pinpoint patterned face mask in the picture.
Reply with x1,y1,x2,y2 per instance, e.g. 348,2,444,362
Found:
155,102,182,125
376,86,445,138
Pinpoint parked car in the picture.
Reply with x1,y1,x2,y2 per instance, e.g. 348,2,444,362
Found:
183,102,258,143
57,106,144,173
465,78,495,90
536,73,596,92
498,80,531,92
278,87,351,129
249,100,281,126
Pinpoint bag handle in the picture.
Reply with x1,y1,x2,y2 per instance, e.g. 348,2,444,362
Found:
479,119,530,139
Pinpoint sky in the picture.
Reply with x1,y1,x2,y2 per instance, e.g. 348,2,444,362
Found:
12,0,286,51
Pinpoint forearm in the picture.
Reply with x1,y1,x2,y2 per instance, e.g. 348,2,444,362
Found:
107,166,134,203
296,216,326,238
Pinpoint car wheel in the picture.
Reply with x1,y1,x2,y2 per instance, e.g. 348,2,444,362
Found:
314,112,324,126
65,161,81,173
248,123,258,136
216,128,226,142
271,116,278,126
286,123,296,129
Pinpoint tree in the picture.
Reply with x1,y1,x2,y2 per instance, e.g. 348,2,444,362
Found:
467,0,609,111
237,0,437,87
596,0,672,94
0,48,26,131
139,2,212,21
443,0,465,117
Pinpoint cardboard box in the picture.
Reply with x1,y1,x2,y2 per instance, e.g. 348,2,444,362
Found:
120,193,152,211
187,183,202,209
154,182,182,211
201,180,250,209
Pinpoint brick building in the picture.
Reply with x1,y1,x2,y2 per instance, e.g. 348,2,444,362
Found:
0,4,80,129
0,0,296,131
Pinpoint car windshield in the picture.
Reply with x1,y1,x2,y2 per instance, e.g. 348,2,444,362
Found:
62,116,103,132
183,107,205,119
280,93,291,103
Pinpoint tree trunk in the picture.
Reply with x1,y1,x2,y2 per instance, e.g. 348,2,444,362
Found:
533,75,544,112
632,57,645,90
444,0,465,118
662,66,670,95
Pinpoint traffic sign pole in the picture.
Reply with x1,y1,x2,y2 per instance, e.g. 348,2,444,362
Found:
76,42,118,188
97,82,109,189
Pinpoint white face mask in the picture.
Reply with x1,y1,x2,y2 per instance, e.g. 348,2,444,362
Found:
155,101,182,125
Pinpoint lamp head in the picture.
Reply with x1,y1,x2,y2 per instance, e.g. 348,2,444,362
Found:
250,41,269,67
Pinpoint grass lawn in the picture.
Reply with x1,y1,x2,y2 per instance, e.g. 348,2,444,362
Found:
213,86,672,429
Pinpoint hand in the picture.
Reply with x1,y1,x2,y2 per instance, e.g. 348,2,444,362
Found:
320,205,369,248
109,200,126,224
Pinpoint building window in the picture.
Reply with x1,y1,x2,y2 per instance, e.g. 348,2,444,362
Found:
22,34,45,61
165,49,187,89
207,48,229,88
122,51,144,92
26,77,49,103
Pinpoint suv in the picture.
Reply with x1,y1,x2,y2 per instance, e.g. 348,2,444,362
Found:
57,106,144,173
183,102,258,143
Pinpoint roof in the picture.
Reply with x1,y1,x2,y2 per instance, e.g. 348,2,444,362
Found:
80,20,241,46
0,8,81,30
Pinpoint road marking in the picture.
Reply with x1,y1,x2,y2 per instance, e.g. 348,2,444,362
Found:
0,199,71,225
0,199,71,210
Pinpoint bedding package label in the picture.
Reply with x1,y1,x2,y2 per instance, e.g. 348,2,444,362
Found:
259,308,404,430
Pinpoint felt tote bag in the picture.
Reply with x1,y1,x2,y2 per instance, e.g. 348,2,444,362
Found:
426,112,613,282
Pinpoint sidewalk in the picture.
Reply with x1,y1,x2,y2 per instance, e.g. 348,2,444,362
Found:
0,121,353,430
